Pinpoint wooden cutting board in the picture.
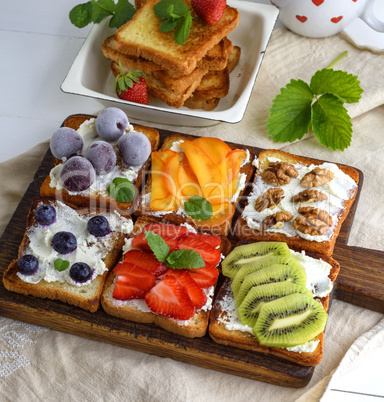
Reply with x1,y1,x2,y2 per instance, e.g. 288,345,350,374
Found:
0,115,382,388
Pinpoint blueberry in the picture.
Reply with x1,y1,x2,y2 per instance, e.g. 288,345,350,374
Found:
50,127,83,159
69,262,92,283
35,204,56,226
60,156,96,192
117,131,151,166
95,108,129,142
17,254,39,275
84,141,116,175
88,215,111,237
51,231,77,254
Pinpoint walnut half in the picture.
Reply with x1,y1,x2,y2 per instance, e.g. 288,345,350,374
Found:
255,188,284,212
293,207,333,236
291,189,328,204
263,162,299,186
261,211,293,232
300,167,334,188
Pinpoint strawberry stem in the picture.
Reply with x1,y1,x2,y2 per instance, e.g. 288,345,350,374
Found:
326,51,348,69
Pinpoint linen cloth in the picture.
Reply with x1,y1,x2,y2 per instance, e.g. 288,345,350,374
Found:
1,26,384,401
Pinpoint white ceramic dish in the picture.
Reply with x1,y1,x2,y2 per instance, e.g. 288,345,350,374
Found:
61,1,279,127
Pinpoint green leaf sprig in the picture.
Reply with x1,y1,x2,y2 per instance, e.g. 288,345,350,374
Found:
107,177,135,203
144,231,205,269
54,258,70,272
69,0,136,29
184,196,213,220
153,0,193,45
266,51,364,151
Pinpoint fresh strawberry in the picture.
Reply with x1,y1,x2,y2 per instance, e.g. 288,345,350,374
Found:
131,232,179,253
143,222,188,239
145,275,195,320
165,269,207,309
112,262,156,300
187,232,221,248
123,249,167,277
187,262,219,288
191,0,226,26
114,60,148,105
178,236,222,266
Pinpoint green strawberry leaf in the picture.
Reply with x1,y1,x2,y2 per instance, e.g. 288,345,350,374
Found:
144,231,170,263
311,93,352,151
267,79,314,143
166,249,205,269
310,68,363,104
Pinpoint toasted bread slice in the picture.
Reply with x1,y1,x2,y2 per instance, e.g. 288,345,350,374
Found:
103,35,231,76
101,216,232,338
134,134,256,236
115,0,239,75
235,149,359,256
209,247,340,366
2,197,133,312
40,114,160,214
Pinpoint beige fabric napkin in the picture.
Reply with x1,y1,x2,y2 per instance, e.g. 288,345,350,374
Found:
1,27,384,401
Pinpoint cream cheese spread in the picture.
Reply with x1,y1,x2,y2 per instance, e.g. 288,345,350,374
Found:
17,200,133,287
49,118,143,196
242,158,357,242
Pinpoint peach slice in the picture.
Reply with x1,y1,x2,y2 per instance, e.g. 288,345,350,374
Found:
150,194,180,211
191,201,235,227
178,156,201,197
163,151,181,201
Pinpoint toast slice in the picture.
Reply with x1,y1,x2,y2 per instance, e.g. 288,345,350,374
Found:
2,197,133,312
114,0,240,75
101,216,232,338
40,114,160,214
235,149,359,256
209,245,340,366
133,134,256,236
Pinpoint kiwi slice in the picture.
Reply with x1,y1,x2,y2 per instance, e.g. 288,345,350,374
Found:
238,282,312,328
235,263,307,306
231,255,302,298
254,293,328,348
222,242,291,279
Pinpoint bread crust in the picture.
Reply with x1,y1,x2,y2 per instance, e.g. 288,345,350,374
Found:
40,115,160,214
2,197,132,312
235,149,359,256
209,253,340,366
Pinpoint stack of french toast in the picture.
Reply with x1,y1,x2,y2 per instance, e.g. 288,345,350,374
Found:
3,108,360,369
102,0,241,110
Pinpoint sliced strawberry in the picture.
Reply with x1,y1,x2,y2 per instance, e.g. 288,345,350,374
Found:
143,222,188,239
178,236,222,266
112,262,156,300
165,269,207,309
145,275,195,320
187,232,221,248
187,263,219,288
123,249,167,277
131,232,179,253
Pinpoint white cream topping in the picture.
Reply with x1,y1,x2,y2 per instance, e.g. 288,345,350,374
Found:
49,118,142,196
17,200,132,287
242,158,357,242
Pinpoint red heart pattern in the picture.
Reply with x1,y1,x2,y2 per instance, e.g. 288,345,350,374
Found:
296,15,308,23
312,0,324,6
331,16,343,23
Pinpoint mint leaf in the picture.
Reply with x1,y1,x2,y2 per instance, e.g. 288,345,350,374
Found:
153,0,192,44
144,231,169,263
109,0,136,28
184,196,213,220
267,79,313,143
107,177,135,203
312,93,352,151
166,249,205,269
69,3,93,28
54,258,70,272
310,68,363,104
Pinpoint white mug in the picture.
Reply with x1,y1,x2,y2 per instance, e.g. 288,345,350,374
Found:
271,0,384,38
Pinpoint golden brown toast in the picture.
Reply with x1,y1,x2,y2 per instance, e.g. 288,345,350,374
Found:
101,216,232,338
114,0,240,75
234,149,359,256
209,248,340,366
2,197,133,312
40,114,160,214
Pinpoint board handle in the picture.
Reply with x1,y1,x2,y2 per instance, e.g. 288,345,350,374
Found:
333,243,384,313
